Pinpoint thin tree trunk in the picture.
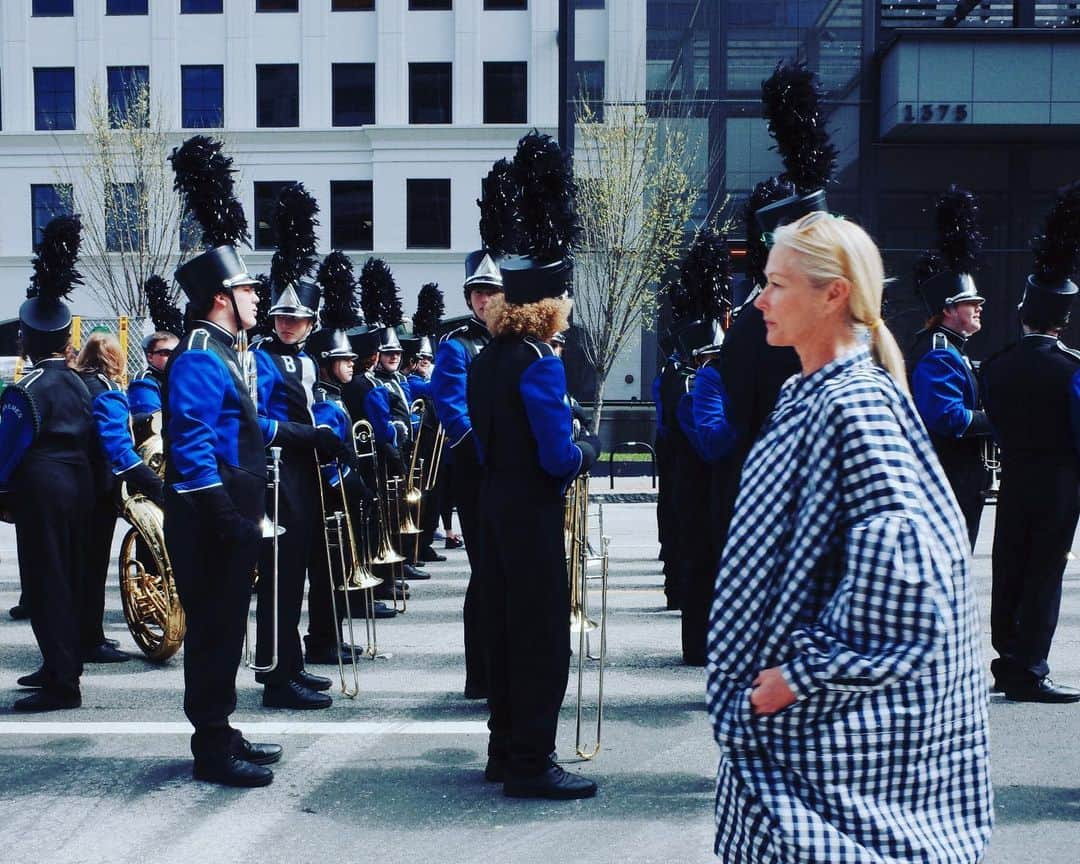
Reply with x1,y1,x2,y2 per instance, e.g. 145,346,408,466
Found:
590,373,607,438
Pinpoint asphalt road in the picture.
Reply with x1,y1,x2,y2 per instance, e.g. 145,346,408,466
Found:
0,495,1076,864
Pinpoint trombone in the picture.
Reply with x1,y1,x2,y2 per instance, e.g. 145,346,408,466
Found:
353,419,408,613
246,446,285,673
565,473,609,759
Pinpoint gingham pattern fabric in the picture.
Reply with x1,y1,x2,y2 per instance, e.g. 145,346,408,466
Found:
706,346,992,863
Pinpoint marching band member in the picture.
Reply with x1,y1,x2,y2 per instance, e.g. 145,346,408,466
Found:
129,275,183,420
0,215,93,712
402,331,445,564
431,254,503,698
907,187,991,549
981,182,1080,704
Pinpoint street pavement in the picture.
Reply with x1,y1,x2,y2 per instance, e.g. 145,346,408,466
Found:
0,483,1076,863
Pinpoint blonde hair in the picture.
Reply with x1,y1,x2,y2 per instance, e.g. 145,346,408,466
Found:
771,212,908,394
75,331,124,380
487,295,572,342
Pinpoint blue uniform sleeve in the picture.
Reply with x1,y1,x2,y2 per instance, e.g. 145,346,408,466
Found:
92,389,142,474
128,377,161,416
312,399,352,485
911,351,973,438
0,387,38,491
167,350,228,493
364,386,397,447
431,339,472,447
519,355,584,483
686,365,737,463
252,349,280,444
407,375,432,400
1070,369,1080,458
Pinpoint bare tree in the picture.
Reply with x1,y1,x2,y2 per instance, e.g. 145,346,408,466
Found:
572,96,721,435
54,80,188,316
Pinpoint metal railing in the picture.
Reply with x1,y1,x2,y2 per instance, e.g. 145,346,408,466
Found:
606,441,657,490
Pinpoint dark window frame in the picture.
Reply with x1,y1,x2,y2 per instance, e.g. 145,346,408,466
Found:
255,0,299,11
408,62,452,124
574,60,605,122
484,0,527,9
332,63,376,127
483,61,528,124
33,67,76,131
409,1,452,9
406,179,451,249
256,64,300,128
330,180,374,250
331,0,375,9
30,184,74,251
254,180,296,250
181,64,224,128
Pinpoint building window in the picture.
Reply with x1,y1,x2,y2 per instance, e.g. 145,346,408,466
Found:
33,68,75,131
181,0,223,12
483,62,527,124
332,0,374,8
410,1,451,8
182,65,224,128
256,64,299,127
331,181,374,250
406,179,451,249
31,184,73,251
256,0,298,10
575,60,604,121
107,66,149,128
106,0,148,13
409,63,452,124
575,0,604,8
485,0,526,8
332,63,375,127
106,183,145,253
32,0,73,15
254,181,295,250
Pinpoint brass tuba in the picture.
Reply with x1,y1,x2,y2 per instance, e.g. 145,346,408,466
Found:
118,411,186,661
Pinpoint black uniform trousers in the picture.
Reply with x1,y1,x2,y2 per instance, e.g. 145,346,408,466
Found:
256,455,317,683
165,474,262,759
452,439,487,694
937,440,987,551
479,468,569,774
990,458,1080,685
671,434,714,667
12,456,91,695
82,490,118,652
654,433,679,605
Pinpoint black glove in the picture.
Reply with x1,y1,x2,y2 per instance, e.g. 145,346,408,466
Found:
343,469,377,508
570,400,590,427
314,427,353,464
383,445,406,478
124,462,164,508
577,433,602,474
271,420,317,450
193,486,262,546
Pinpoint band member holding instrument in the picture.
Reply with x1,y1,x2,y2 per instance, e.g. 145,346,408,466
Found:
76,332,162,665
907,187,991,550
0,215,93,712
166,134,283,787
981,182,1080,704
129,275,183,420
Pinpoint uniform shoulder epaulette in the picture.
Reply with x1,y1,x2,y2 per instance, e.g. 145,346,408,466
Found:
441,323,469,345
17,369,45,390
523,336,553,359
1055,341,1080,363
135,368,154,381
95,373,121,392
186,328,210,351
931,331,950,352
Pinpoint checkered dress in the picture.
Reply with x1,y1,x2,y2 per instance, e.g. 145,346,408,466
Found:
706,347,993,863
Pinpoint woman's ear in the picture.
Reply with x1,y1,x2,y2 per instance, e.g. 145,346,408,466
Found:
824,277,851,313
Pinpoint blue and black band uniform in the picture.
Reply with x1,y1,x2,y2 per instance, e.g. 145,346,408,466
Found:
163,321,270,762
0,359,94,700
468,335,597,776
407,371,443,556
431,316,491,697
907,325,992,549
981,334,1080,689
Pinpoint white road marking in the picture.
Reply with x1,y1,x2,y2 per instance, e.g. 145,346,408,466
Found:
0,721,488,736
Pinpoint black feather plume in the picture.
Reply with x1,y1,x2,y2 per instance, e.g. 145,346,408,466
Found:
269,183,320,293
168,135,249,249
413,283,444,338
935,186,983,275
913,251,945,293
28,215,83,302
743,177,795,288
252,273,273,337
681,228,733,321
317,251,361,330
144,275,184,336
359,258,401,327
760,62,837,194
478,159,519,255
1031,181,1080,284
666,280,695,323
511,130,579,263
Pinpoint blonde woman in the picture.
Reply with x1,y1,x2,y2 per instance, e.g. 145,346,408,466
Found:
76,332,162,663
706,213,992,862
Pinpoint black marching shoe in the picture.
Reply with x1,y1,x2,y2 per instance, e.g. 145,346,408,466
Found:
444,536,464,550
236,738,283,766
262,680,333,710
83,643,130,663
354,600,397,620
13,689,81,713
419,546,447,563
503,762,597,800
8,604,29,621
1004,677,1080,704
402,563,428,581
193,755,273,788
296,670,332,692
17,668,47,688
484,757,507,783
